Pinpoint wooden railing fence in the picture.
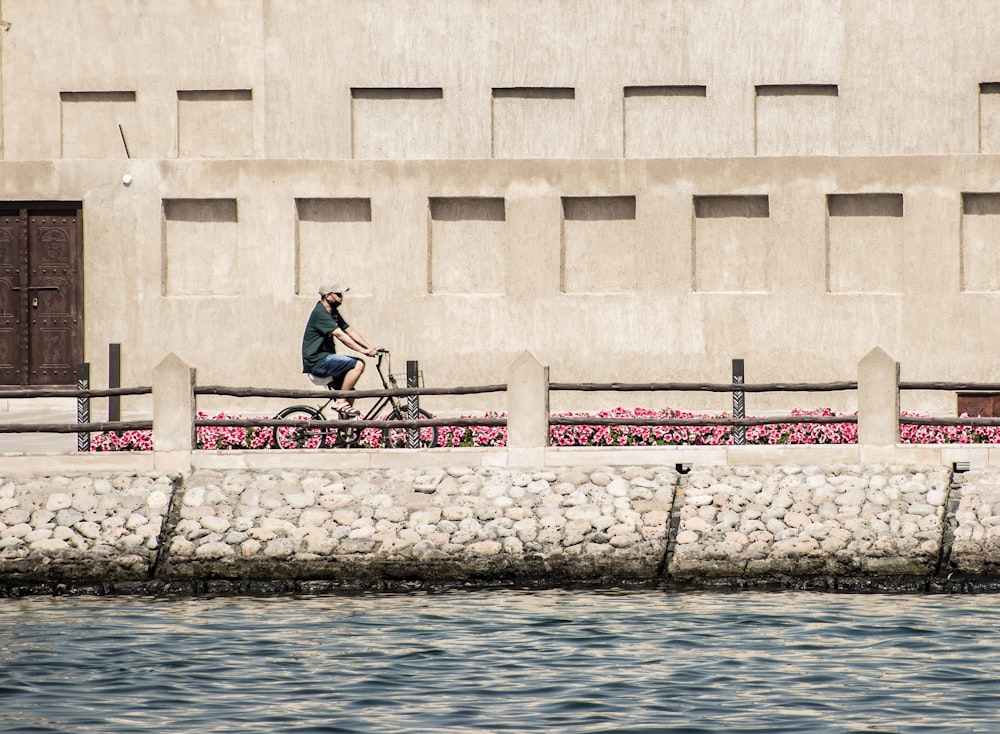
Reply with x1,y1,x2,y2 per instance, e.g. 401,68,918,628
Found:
7,348,1000,454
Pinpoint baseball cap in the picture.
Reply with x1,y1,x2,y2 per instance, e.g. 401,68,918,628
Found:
318,282,350,296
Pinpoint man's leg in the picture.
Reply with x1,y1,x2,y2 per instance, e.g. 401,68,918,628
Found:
311,355,364,411
337,360,365,406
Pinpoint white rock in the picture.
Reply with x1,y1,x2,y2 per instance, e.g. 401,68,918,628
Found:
169,537,195,555
286,492,315,509
643,510,669,527
30,538,70,552
74,521,102,539
201,515,231,533
53,526,77,541
46,493,72,511
71,493,97,513
442,506,471,521
195,541,235,558
125,512,149,530
146,491,170,511
263,538,297,558
1,509,29,526
610,533,640,548
675,530,700,544
684,517,712,533
468,540,502,556
502,536,524,554
259,517,296,535
300,508,332,527
25,528,52,543
182,487,206,507
331,510,359,526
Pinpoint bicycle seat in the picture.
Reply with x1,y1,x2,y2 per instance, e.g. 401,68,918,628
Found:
307,373,333,388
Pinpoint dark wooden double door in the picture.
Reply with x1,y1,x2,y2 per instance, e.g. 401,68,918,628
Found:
0,205,84,386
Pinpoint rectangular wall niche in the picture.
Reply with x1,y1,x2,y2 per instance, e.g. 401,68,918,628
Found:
492,87,578,158
162,199,239,296
296,198,373,296
428,197,506,294
755,84,838,156
351,88,446,160
623,85,710,158
60,91,136,159
692,195,770,292
561,196,637,293
980,83,1000,154
826,193,904,293
961,193,1000,291
177,89,253,158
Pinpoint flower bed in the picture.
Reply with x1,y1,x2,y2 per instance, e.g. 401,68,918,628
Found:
88,408,1000,451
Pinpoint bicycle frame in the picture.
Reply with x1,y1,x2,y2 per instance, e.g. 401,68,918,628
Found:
311,351,410,420
273,349,435,449
361,351,410,420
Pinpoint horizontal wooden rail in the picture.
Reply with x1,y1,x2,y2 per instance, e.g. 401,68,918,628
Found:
0,421,152,434
900,416,1000,427
195,384,506,400
900,382,1000,392
197,417,507,430
551,415,858,427
0,386,151,399
549,381,858,393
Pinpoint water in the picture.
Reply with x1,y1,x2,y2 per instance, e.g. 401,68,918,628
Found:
1,588,999,734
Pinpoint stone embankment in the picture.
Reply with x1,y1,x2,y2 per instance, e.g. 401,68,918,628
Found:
2,463,1000,595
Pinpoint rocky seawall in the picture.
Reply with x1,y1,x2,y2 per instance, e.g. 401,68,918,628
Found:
2,463,1000,595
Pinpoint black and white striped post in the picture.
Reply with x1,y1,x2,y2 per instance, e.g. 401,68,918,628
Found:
732,358,746,445
76,362,90,452
406,360,420,449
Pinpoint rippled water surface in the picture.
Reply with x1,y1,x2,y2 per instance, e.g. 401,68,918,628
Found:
2,588,1000,733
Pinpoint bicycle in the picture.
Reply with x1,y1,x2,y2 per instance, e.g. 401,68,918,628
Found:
271,350,438,449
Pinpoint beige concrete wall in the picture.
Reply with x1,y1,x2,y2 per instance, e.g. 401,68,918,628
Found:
7,0,998,162
4,1,1000,419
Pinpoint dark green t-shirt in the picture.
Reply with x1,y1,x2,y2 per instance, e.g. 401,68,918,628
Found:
301,301,350,373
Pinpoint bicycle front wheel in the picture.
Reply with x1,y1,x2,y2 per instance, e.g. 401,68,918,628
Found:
380,408,438,449
272,406,333,449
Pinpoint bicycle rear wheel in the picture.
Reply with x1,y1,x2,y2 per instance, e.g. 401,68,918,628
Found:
272,406,334,449
380,408,438,448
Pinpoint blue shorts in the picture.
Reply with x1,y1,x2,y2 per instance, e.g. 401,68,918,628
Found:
309,354,359,389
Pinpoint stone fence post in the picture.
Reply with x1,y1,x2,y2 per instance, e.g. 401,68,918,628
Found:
153,353,195,472
507,351,549,466
858,346,899,446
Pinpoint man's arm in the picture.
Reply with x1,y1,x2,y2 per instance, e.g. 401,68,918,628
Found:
331,327,378,357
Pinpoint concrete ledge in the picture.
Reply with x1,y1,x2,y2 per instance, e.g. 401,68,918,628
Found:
0,452,157,474
4,444,1000,476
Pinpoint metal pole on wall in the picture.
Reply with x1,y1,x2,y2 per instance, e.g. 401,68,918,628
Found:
76,362,90,452
732,358,745,445
406,360,420,449
109,343,121,422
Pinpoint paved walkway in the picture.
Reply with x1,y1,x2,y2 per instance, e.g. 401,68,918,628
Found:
0,398,148,454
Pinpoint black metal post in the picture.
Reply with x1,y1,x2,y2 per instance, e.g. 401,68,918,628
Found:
76,362,90,452
732,358,745,445
406,360,419,449
109,343,121,422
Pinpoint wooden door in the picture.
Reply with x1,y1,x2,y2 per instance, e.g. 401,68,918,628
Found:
0,205,84,386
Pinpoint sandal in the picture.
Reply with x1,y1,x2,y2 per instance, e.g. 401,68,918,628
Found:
333,404,360,418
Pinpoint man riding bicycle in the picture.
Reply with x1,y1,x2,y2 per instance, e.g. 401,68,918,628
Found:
301,281,379,417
